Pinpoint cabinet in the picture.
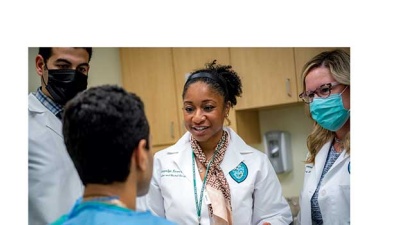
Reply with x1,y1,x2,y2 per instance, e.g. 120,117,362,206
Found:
294,47,350,101
229,48,298,110
119,48,181,150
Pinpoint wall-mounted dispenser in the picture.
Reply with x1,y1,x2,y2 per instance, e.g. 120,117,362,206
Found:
263,131,293,174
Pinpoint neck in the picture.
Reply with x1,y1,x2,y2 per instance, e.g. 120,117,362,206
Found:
333,120,350,152
198,130,224,159
83,179,137,210
40,78,51,98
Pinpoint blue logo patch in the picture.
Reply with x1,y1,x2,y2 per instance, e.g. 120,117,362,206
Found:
348,162,350,174
229,162,248,183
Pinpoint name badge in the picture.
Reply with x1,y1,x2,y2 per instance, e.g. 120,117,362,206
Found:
305,165,313,174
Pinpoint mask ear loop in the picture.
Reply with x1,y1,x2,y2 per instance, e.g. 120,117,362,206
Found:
339,85,349,95
41,63,49,87
41,75,48,87
341,85,350,113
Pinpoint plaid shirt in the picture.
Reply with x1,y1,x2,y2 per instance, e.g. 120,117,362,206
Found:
34,87,63,119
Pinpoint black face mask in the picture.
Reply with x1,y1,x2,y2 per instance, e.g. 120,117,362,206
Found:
43,69,88,105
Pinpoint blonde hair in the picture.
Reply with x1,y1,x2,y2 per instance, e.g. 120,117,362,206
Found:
301,49,350,164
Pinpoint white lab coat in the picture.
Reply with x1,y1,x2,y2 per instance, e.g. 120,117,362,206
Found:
28,93,83,225
147,127,292,225
298,140,350,225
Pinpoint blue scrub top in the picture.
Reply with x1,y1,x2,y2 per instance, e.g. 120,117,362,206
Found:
51,198,177,225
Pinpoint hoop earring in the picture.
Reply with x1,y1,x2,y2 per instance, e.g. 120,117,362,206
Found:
225,117,231,126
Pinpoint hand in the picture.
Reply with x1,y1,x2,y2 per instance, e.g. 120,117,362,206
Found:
262,223,271,225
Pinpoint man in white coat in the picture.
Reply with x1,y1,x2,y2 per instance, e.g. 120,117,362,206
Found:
28,47,92,225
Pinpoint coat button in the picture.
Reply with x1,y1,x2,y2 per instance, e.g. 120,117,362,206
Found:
321,189,326,196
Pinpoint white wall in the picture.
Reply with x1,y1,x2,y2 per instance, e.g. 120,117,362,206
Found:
28,47,122,93
28,47,41,92
252,104,313,197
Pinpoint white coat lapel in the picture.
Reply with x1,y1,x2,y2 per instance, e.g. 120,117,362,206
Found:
46,115,63,138
29,94,63,138
324,149,350,179
171,132,193,182
220,128,249,175
314,141,331,183
333,148,349,167
220,145,243,175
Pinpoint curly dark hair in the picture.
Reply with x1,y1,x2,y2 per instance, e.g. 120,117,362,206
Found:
183,60,242,106
62,85,149,185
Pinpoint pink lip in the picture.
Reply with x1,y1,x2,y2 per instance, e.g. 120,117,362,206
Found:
191,127,208,136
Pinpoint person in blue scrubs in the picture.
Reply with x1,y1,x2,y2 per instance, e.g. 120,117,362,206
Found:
51,85,177,225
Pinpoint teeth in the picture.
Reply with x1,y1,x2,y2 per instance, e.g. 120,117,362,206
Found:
193,127,206,131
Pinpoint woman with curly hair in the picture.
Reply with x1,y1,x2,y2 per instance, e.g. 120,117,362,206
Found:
147,60,292,225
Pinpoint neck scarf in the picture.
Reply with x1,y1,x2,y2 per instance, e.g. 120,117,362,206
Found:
190,130,232,225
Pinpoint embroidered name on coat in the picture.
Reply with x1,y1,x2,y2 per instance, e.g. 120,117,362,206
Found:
160,169,186,178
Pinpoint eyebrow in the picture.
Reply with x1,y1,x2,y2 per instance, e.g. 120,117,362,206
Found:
183,99,217,104
307,82,338,92
77,62,90,68
54,58,89,67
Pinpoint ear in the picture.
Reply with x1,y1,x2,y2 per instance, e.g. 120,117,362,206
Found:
35,55,45,77
133,139,149,172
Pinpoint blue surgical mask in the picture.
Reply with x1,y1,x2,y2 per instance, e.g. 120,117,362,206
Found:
310,88,350,131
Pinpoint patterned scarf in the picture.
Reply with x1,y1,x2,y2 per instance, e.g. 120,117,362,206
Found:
190,130,232,224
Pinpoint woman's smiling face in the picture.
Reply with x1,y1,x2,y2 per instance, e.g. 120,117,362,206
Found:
183,81,227,145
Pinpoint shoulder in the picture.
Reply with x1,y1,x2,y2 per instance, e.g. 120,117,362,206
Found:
154,132,191,159
147,215,177,225
49,215,68,225
28,93,46,113
154,145,175,158
226,127,266,156
126,211,178,225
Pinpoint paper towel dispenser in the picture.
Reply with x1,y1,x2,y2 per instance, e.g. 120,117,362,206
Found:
263,131,293,174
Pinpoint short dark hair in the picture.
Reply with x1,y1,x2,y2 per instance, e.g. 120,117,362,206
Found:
38,47,93,63
62,85,150,185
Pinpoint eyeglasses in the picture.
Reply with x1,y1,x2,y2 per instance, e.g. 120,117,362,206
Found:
299,82,342,103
